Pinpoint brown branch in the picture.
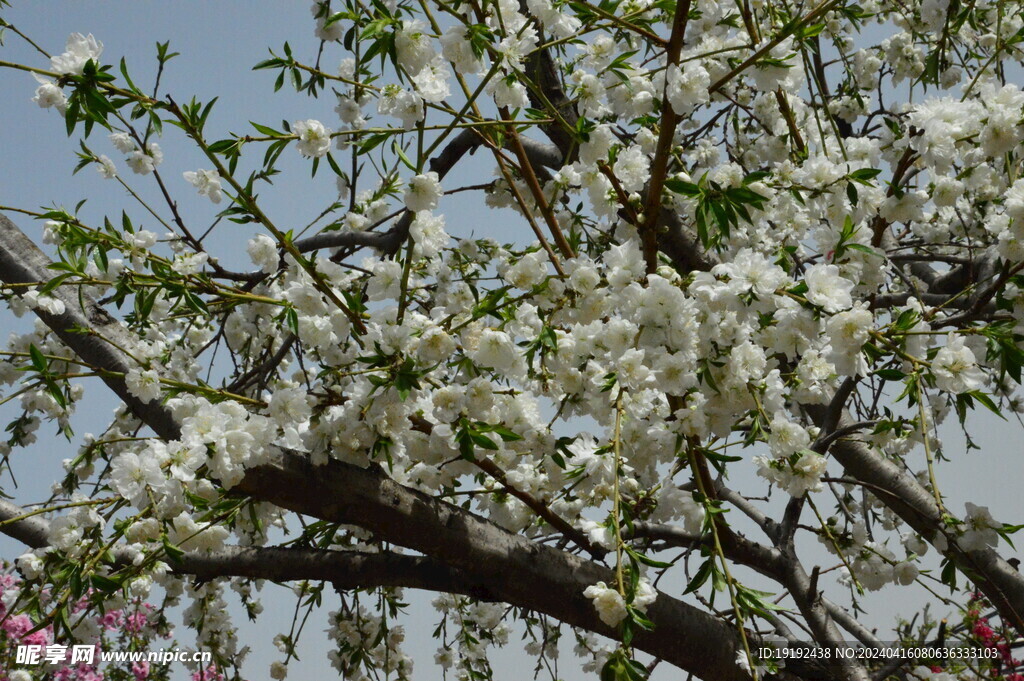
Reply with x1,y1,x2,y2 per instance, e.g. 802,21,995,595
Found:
506,122,576,260
471,455,601,557
805,399,1024,634
640,0,693,275
0,499,491,599
292,129,563,258
523,45,580,161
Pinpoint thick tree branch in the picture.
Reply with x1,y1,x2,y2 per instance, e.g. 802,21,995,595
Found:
659,207,718,272
805,401,1024,633
0,499,50,549
781,559,870,681
523,45,579,161
822,598,884,649
0,499,490,598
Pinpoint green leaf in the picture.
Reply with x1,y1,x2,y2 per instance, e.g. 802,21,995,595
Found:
627,606,655,631
28,344,47,372
965,390,1005,419
625,547,673,568
118,57,140,93
847,181,859,206
742,170,770,184
89,574,122,593
794,22,826,39
849,167,882,184
208,138,239,154
702,448,741,464
326,152,344,177
736,584,787,616
846,243,881,258
469,431,499,450
664,178,701,196
393,140,417,172
939,557,957,590
198,97,219,132
684,557,715,594
250,121,284,136
39,273,71,296
162,536,185,562
488,425,523,442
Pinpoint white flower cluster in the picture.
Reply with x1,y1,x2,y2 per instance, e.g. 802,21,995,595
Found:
50,32,103,75
31,74,67,115
328,595,413,678
582,579,656,627
959,503,1001,552
404,171,442,212
293,119,333,158
183,168,224,203
109,131,164,175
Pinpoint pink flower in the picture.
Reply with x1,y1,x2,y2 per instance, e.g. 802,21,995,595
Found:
72,591,98,613
132,660,151,680
2,613,32,636
71,665,105,681
125,611,148,634
973,618,995,643
21,628,51,647
192,666,225,681
100,610,123,630
2,613,53,647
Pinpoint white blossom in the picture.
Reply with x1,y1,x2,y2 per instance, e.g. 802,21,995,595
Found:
109,131,137,153
960,503,1000,552
805,264,854,313
404,172,443,212
110,451,165,506
126,368,162,403
583,582,627,627
293,119,333,158
665,62,710,116
125,142,163,175
932,333,985,394
183,168,224,203
50,33,103,75
96,154,117,179
247,234,279,274
31,76,67,113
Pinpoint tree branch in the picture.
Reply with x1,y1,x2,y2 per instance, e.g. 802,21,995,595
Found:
807,405,1024,633
290,131,561,256
0,499,491,599
640,0,692,275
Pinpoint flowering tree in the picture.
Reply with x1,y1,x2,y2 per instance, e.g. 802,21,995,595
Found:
1,0,1024,679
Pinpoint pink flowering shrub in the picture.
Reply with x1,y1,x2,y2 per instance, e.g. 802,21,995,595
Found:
0,565,174,680
962,594,1024,681
897,593,1024,681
